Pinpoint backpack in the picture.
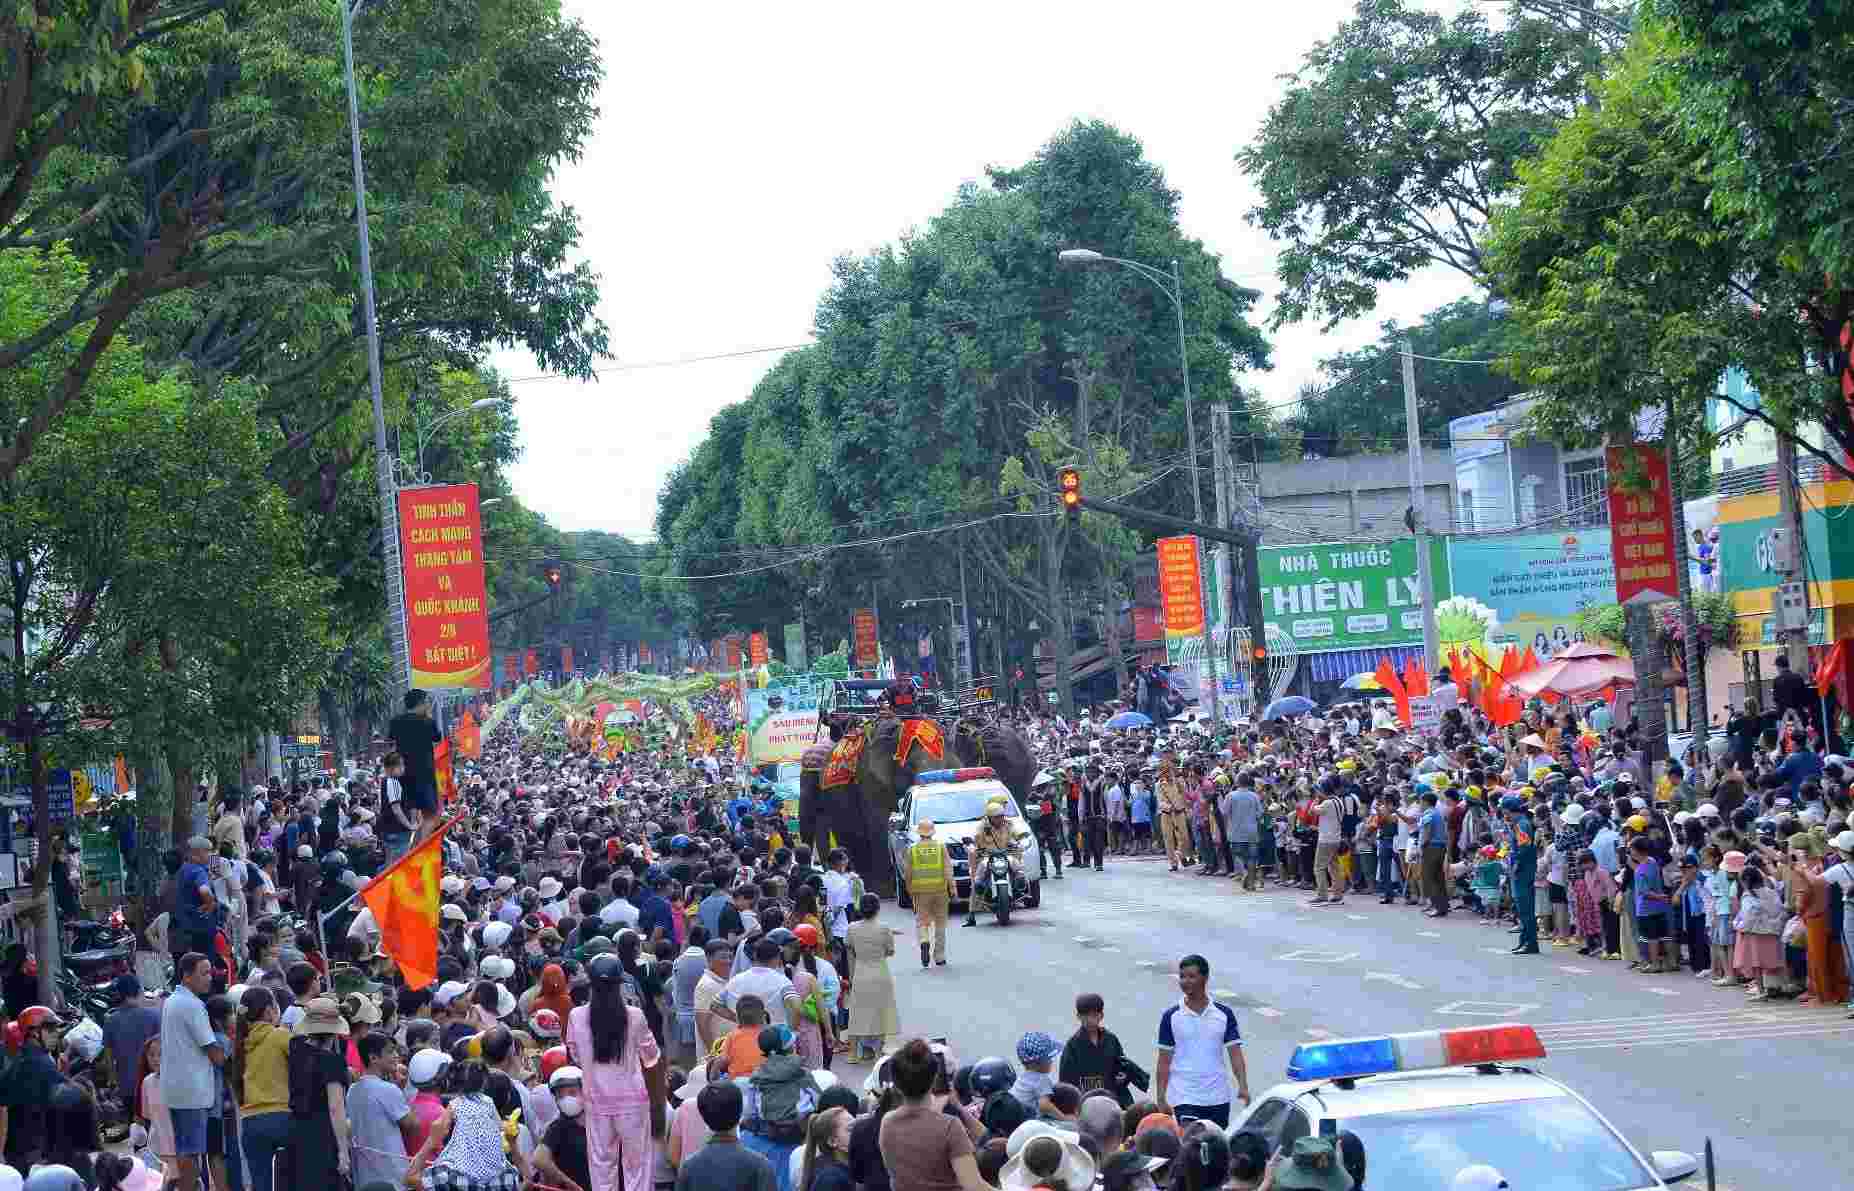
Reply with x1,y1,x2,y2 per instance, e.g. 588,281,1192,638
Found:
748,1053,816,1141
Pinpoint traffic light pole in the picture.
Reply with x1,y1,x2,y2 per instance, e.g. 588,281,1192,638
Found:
1072,492,1268,663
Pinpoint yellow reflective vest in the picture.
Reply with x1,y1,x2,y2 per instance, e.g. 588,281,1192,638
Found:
907,840,949,896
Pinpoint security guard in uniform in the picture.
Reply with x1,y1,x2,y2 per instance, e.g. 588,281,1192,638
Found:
964,799,1020,927
903,818,952,967
1503,794,1540,955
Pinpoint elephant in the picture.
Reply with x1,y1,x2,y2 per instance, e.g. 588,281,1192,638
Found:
947,718,1035,806
797,715,958,898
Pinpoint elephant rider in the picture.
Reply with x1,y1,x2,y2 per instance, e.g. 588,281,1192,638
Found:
964,798,1022,927
903,819,952,967
1028,772,1065,881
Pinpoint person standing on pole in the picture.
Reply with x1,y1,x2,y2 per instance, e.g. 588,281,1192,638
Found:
387,689,443,841
902,820,951,967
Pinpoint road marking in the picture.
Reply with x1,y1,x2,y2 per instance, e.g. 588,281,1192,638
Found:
1304,1028,1335,1039
1213,989,1239,999
1436,1000,1539,1017
1545,1024,1854,1053
1646,987,1679,997
1557,966,1591,975
1100,946,1120,953
1481,947,1512,956
1364,971,1423,990
1278,949,1361,963
1346,914,1367,921
1417,931,1441,938
1138,961,1160,970
1253,1007,1284,1018
1073,936,1094,944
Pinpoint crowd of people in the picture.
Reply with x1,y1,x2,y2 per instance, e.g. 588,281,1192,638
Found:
0,662,1845,1191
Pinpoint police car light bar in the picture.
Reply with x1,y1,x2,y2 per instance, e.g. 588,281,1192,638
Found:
915,767,997,785
1285,1024,1544,1082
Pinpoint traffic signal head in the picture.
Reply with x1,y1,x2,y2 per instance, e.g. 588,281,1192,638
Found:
1252,643,1268,662
1058,467,1081,522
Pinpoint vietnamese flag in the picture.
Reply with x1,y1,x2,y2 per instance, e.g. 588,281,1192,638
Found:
359,819,452,990
1815,639,1848,697
434,739,458,803
453,711,482,760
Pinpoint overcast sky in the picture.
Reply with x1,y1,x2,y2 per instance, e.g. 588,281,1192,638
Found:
499,1,1475,540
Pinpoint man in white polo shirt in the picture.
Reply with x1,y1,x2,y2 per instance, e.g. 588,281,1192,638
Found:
1153,953,1249,1128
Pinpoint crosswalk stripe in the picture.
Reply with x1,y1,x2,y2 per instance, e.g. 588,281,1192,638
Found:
1545,1024,1854,1052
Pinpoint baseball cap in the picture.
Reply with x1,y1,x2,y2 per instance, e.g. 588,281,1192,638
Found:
432,980,470,1007
408,1048,451,1086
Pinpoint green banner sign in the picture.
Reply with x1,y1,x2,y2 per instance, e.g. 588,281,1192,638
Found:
1259,538,1453,653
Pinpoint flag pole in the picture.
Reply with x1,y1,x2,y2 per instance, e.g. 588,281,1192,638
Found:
322,807,466,950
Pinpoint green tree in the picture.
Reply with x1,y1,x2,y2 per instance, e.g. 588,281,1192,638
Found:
1237,0,1610,328
0,0,606,485
1288,297,1528,456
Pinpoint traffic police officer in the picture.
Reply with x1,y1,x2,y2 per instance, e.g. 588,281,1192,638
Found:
903,818,951,967
1503,794,1540,955
965,799,1019,927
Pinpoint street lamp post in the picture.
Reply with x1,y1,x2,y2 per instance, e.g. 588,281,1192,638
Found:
341,0,410,696
410,397,503,484
1058,248,1215,711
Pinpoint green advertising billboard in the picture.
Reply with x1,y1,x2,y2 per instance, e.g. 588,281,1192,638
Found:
1259,539,1452,653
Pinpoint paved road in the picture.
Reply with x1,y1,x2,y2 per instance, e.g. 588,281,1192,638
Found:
841,856,1849,1191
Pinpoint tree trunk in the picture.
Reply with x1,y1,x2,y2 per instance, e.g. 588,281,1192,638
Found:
1100,569,1127,695
168,745,198,845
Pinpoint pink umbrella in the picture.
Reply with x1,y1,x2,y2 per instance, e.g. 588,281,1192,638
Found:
1505,642,1636,700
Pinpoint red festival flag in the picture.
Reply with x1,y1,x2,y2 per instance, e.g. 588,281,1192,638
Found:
359,819,453,990
433,739,458,803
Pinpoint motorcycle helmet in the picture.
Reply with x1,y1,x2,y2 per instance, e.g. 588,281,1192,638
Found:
529,1008,562,1040
319,851,350,882
15,1005,57,1033
539,1044,571,1082
969,1055,1016,1098
792,923,820,950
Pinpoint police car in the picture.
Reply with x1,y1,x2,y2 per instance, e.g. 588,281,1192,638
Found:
1231,1024,1702,1191
887,767,1042,909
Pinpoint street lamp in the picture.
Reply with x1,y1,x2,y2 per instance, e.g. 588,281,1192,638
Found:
1059,246,1214,708
410,397,504,484
341,0,410,696
1057,248,1200,521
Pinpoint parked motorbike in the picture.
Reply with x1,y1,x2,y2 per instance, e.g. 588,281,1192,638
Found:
65,908,131,954
965,840,1032,925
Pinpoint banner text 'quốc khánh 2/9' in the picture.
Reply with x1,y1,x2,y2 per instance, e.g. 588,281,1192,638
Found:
397,482,491,688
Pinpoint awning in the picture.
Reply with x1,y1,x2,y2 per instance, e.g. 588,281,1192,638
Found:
1307,645,1426,685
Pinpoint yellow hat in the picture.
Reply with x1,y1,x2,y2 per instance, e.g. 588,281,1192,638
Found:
1336,759,1358,773
1431,774,1452,790
1625,814,1650,831
986,800,1006,816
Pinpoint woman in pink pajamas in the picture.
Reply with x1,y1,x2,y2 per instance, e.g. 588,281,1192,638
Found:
567,953,668,1191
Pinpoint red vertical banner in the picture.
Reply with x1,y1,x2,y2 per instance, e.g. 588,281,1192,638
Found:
524,648,539,676
641,641,653,666
852,609,879,668
724,636,742,669
1605,444,1679,604
749,632,769,666
396,483,491,688
1156,536,1206,660
561,644,574,674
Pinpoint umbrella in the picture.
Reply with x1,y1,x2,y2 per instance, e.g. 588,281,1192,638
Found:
1105,710,1153,729
1506,642,1637,701
1263,695,1316,720
1339,672,1383,692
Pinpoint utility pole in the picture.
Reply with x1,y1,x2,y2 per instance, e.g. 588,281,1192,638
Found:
1400,341,1441,674
957,538,973,689
1775,432,1812,677
1666,406,1708,754
1210,405,1235,721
